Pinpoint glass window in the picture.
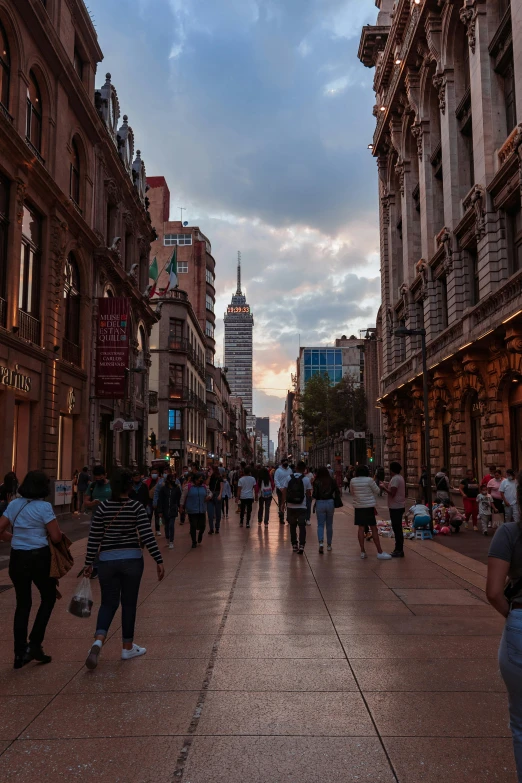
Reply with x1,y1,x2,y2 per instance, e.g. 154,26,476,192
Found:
206,268,215,285
304,368,312,382
0,22,10,110
304,350,311,367
70,139,80,205
319,351,327,367
335,369,343,383
164,234,192,246
169,409,182,431
63,253,81,347
178,261,188,273
327,350,335,364
73,47,83,81
19,204,41,317
206,320,214,338
335,350,342,366
26,71,42,152
169,365,184,398
206,294,214,313
169,318,183,348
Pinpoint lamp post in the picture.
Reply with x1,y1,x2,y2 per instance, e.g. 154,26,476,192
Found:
393,327,433,522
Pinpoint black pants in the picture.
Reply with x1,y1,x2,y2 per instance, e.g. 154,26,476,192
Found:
493,497,504,515
258,496,272,524
221,497,229,516
240,499,253,525
154,508,161,533
96,558,144,643
9,547,57,656
188,513,206,544
287,508,307,547
390,508,405,553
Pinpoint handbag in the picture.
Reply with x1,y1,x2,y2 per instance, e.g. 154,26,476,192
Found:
334,494,344,509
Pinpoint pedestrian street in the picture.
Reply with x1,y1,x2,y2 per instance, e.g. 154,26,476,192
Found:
0,496,513,783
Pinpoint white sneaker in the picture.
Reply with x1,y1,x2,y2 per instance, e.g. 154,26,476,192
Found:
377,552,392,560
168,542,174,549
306,520,311,526
327,545,332,552
360,552,367,559
121,644,147,660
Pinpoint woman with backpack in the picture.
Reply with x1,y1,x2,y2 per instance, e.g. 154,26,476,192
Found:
313,465,342,554
0,471,64,668
256,467,274,526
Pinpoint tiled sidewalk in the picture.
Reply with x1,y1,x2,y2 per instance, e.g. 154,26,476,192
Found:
0,499,515,782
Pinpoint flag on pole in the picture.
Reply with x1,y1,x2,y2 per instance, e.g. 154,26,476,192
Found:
166,248,178,291
148,257,159,298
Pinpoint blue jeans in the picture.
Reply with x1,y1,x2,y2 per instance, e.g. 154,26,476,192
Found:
164,515,177,543
499,609,522,781
96,558,144,643
316,499,334,545
207,495,222,531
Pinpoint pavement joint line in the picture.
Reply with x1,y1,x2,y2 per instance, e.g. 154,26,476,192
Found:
172,540,248,782
302,549,400,783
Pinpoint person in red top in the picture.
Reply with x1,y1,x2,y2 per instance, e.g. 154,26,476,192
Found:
482,465,497,488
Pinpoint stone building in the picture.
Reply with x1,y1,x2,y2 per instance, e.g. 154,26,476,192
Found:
207,367,232,468
359,0,522,488
0,0,156,489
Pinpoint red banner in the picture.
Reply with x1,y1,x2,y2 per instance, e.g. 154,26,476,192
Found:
95,297,130,398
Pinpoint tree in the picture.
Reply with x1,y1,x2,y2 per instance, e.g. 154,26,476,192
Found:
298,372,366,442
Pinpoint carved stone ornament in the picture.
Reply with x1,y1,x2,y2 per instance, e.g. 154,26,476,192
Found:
505,327,522,355
123,210,134,232
411,122,423,160
470,185,486,240
437,228,453,275
16,179,26,225
105,179,121,206
395,160,405,196
459,3,477,55
416,258,429,300
432,74,446,114
381,193,391,226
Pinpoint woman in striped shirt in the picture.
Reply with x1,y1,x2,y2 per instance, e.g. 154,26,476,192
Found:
83,468,164,670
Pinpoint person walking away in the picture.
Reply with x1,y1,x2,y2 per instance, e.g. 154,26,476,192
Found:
281,460,312,554
237,466,257,528
84,465,112,579
157,472,181,549
381,462,407,558
128,470,150,509
350,466,392,561
477,483,494,536
459,469,480,530
0,471,64,668
221,475,232,518
256,467,274,526
145,468,162,535
486,473,522,781
180,472,208,547
501,470,519,524
488,469,505,517
313,466,341,553
83,468,164,670
418,465,429,505
76,466,91,514
435,467,450,503
274,458,293,524
207,466,224,535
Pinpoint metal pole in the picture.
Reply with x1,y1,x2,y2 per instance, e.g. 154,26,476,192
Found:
421,331,433,528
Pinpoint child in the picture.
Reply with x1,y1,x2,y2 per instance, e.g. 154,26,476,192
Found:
408,501,431,529
477,483,493,536
444,500,464,533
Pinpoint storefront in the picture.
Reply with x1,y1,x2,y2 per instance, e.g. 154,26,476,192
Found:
57,376,86,480
0,351,41,481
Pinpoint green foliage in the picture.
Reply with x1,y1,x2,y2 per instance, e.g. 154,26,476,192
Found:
298,372,366,442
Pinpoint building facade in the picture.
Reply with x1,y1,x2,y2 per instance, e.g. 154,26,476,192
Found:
359,0,522,488
0,0,156,490
224,257,254,414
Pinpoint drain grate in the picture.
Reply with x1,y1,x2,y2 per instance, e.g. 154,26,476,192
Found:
0,585,13,594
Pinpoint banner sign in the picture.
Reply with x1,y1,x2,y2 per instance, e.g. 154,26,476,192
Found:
53,480,73,506
95,297,130,398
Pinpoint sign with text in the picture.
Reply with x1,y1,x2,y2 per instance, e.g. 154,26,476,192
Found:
53,480,73,506
95,298,130,398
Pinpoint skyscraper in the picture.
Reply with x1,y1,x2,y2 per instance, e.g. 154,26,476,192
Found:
224,254,254,414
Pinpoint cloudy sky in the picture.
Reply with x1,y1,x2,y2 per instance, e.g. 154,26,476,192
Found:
88,0,380,440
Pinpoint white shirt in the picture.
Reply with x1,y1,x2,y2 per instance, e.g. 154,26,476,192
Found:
500,478,518,507
274,465,293,490
409,504,430,518
281,472,312,509
238,476,256,499
350,477,380,508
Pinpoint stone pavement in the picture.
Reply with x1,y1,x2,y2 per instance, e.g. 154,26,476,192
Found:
0,498,516,783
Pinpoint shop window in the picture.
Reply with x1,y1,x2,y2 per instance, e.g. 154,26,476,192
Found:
0,21,10,111
26,71,42,154
70,138,81,207
63,254,81,365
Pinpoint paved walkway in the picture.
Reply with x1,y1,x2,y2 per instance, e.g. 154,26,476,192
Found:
0,499,515,782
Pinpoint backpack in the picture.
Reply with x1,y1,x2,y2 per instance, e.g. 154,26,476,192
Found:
261,482,272,498
435,474,448,492
286,474,305,505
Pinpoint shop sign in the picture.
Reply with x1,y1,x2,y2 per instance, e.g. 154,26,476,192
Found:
344,430,366,440
109,418,139,431
53,479,73,506
0,364,31,392
95,297,130,398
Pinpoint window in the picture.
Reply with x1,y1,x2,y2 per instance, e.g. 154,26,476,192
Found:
169,409,182,434
178,261,188,273
502,61,517,136
19,204,41,318
73,47,83,81
469,248,480,305
206,320,214,338
206,268,215,286
0,173,9,323
169,317,184,349
206,294,215,313
63,254,81,349
169,364,184,398
164,234,192,246
70,139,80,206
206,348,214,365
26,71,42,153
0,22,10,110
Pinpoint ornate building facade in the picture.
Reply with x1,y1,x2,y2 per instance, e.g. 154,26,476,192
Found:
359,0,522,487
0,0,156,490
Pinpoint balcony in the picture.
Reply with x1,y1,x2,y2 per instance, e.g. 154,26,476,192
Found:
169,385,207,413
18,310,40,344
25,137,45,166
62,338,81,367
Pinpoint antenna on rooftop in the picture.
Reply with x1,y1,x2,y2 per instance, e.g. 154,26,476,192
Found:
236,251,242,295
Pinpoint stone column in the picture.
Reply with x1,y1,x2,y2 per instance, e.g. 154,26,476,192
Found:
511,0,522,125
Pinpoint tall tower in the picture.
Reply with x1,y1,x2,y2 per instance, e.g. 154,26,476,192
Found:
224,252,254,414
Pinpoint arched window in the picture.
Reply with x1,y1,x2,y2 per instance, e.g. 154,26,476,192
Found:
0,22,10,110
70,139,80,205
26,71,42,152
63,254,81,364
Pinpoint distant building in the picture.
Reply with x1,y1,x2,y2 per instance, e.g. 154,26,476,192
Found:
224,256,254,414
297,337,364,392
269,440,275,463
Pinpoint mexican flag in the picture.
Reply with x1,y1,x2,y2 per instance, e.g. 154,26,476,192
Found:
166,248,178,291
148,257,159,298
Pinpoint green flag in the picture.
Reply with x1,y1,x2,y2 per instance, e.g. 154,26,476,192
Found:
149,257,159,281
166,247,178,291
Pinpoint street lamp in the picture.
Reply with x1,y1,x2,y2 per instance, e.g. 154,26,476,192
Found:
394,326,433,522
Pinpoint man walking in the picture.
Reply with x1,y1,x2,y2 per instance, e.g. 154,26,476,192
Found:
274,457,292,524
237,466,257,528
381,461,406,558
281,460,312,554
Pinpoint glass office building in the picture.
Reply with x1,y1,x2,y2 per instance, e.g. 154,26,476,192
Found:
303,348,343,385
